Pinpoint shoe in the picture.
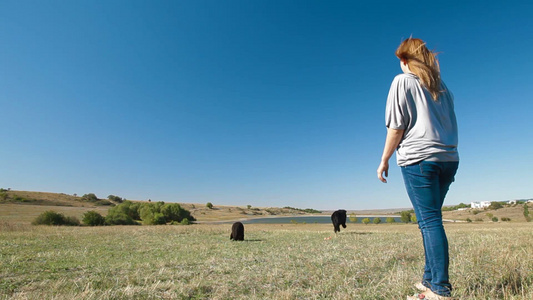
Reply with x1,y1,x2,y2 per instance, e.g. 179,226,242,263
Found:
414,282,429,292
407,289,455,300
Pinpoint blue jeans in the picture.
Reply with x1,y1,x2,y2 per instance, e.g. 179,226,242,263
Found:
401,161,459,297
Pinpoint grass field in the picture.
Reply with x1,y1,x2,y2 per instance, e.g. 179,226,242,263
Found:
1,222,532,300
1,191,532,299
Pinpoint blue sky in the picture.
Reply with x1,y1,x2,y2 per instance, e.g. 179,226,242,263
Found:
1,1,532,210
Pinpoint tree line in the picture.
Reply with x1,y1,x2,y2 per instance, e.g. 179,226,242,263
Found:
33,200,195,226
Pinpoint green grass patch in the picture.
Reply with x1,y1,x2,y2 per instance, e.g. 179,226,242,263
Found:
0,223,531,299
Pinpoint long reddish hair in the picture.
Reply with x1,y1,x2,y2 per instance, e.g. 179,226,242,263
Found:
396,38,442,101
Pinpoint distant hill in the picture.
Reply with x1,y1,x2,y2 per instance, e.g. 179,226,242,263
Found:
0,189,117,207
1,189,531,224
0,189,326,224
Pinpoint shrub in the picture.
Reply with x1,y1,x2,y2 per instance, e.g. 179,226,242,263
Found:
138,202,194,225
492,217,499,222
442,203,469,211
180,218,191,225
161,203,183,222
32,211,79,226
386,217,395,224
64,216,81,226
466,218,472,223
489,202,503,210
108,195,124,203
501,217,511,222
400,211,411,223
32,211,64,225
81,193,99,202
486,213,494,218
349,215,358,223
362,218,371,225
80,194,113,206
283,206,321,214
373,218,381,224
83,211,106,226
105,209,136,225
472,210,480,215
121,201,140,220
94,200,114,206
206,202,213,209
104,200,195,225
410,215,417,223
265,209,277,215
140,205,155,225
153,201,165,213
152,213,167,225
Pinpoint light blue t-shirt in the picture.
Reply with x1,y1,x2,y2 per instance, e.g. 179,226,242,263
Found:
385,73,459,166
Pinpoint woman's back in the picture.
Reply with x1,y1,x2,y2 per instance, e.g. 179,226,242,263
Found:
385,73,458,166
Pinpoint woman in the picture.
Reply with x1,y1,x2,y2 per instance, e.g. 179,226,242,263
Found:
377,38,459,300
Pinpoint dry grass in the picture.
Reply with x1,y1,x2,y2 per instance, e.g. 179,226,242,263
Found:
1,190,531,299
1,222,531,299
442,204,531,222
0,190,86,206
0,204,109,225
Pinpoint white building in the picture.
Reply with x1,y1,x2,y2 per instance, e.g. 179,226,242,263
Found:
471,201,491,209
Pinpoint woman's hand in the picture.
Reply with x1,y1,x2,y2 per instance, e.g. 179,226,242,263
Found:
377,160,389,183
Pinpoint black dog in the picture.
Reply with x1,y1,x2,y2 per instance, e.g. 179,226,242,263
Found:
230,221,244,241
331,209,347,233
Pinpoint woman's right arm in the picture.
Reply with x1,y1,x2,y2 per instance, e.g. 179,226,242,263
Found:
377,128,404,183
